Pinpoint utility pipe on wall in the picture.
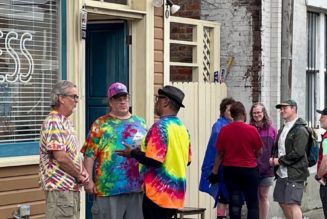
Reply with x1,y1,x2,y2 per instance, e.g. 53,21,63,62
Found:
280,0,294,101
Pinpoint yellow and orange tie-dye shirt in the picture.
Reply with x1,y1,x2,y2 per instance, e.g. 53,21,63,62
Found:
141,115,192,209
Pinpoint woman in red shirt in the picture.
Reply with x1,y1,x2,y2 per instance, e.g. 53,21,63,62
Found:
209,101,263,219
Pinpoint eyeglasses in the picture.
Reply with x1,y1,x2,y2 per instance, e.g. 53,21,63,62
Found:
154,95,167,102
61,94,79,101
111,95,130,102
252,111,263,115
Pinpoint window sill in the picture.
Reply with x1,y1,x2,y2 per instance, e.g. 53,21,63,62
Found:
0,155,39,168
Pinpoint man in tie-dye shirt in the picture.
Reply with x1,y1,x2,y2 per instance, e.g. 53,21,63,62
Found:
39,80,89,219
116,85,192,219
82,82,147,219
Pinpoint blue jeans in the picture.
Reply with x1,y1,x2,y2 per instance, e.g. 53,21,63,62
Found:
223,166,259,219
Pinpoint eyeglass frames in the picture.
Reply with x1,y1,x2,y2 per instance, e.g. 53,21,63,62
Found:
154,95,167,102
61,94,79,101
111,95,130,102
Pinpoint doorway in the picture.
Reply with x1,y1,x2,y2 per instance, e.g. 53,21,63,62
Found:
85,21,129,218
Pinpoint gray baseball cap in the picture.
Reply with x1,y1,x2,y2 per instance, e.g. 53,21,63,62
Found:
275,99,297,109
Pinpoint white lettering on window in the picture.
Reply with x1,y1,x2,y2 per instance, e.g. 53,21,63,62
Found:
20,33,34,83
0,30,34,83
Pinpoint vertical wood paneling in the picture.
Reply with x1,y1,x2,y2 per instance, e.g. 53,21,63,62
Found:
171,82,227,219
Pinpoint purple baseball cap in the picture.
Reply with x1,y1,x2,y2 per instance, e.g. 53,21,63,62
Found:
107,82,128,98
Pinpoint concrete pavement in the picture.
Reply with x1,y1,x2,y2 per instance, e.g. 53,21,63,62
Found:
303,208,325,219
270,208,324,219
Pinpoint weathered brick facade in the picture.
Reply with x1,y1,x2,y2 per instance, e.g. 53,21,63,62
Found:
174,0,201,19
201,0,262,110
200,0,322,217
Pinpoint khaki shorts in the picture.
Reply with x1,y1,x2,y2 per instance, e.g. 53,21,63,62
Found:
45,190,80,219
273,177,304,205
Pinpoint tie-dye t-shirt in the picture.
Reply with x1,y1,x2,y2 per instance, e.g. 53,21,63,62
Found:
81,114,147,196
141,115,191,209
39,111,82,191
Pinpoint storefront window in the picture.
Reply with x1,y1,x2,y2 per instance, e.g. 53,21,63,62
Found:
0,0,60,144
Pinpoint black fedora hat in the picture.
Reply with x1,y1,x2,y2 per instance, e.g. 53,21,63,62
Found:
317,108,327,115
158,85,185,108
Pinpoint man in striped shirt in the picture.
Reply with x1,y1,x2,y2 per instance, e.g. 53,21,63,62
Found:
39,80,89,219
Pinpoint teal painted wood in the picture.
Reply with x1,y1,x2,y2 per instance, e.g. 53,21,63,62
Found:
0,142,38,157
85,22,129,130
85,22,129,219
61,0,67,79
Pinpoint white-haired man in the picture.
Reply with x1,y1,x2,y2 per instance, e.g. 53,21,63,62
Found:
40,80,89,219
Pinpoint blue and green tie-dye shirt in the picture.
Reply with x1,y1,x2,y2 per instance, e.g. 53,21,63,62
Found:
81,114,147,196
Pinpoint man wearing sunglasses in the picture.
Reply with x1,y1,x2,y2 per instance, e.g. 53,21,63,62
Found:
82,82,147,219
116,85,192,219
39,80,89,219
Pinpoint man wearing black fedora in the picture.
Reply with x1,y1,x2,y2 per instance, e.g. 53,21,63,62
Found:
116,85,191,219
315,107,327,218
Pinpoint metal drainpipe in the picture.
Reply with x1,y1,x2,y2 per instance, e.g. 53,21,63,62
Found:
280,0,294,124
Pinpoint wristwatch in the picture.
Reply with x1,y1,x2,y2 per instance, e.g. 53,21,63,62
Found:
315,174,321,181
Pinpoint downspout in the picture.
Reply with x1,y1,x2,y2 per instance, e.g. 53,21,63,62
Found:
280,0,294,101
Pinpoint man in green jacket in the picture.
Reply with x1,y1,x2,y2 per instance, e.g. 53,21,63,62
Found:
269,99,309,219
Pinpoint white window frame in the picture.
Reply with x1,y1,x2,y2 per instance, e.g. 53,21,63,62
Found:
306,11,326,128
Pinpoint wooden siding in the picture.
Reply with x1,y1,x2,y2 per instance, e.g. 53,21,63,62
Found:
154,7,164,92
0,165,45,219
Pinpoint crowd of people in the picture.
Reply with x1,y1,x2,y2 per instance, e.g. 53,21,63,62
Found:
39,81,190,219
39,80,327,219
200,98,327,219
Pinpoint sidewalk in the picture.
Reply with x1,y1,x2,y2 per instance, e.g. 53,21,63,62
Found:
270,208,324,219
303,208,324,219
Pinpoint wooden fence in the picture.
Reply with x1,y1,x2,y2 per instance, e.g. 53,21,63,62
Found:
171,82,227,219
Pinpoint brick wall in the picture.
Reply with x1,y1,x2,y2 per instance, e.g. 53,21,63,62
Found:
201,0,262,112
260,0,282,123
201,0,308,123
174,0,201,19
200,0,322,217
169,0,201,81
